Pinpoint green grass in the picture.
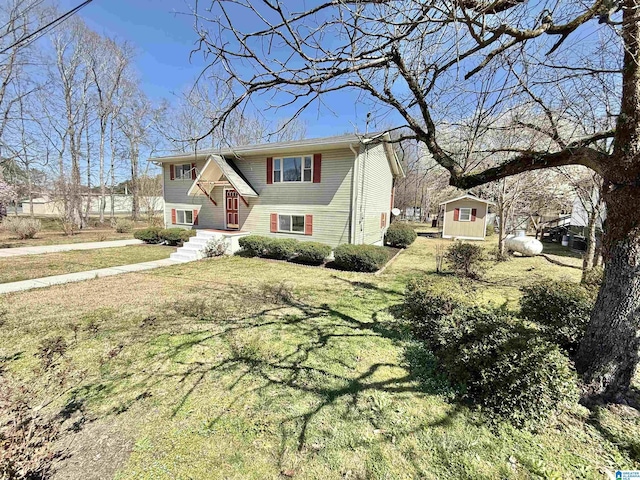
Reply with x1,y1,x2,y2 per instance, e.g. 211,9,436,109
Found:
0,245,175,283
403,221,440,234
0,237,637,479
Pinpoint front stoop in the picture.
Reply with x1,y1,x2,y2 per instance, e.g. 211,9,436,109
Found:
169,229,250,263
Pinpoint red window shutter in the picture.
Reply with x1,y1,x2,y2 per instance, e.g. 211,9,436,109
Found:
266,157,273,184
191,163,197,180
471,208,477,222
171,208,176,224
453,208,460,221
390,185,395,210
270,213,278,232
305,215,313,236
169,164,175,180
313,153,322,183
193,209,198,225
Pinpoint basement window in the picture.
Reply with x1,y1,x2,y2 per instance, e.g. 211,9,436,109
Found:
278,214,305,233
176,209,194,225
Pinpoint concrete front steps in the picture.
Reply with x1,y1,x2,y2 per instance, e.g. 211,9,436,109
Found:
169,229,250,263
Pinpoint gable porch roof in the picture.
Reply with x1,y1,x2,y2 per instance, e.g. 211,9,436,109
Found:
188,154,258,199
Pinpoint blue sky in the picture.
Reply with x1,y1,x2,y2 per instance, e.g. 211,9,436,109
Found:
55,0,376,138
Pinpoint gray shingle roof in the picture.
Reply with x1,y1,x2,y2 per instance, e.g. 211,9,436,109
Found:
150,132,388,162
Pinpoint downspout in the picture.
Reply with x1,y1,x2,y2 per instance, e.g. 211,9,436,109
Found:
349,143,359,244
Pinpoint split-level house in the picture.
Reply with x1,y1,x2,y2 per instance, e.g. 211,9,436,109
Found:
149,132,404,258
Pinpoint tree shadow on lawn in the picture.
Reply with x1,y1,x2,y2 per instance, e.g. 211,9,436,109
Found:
65,285,458,467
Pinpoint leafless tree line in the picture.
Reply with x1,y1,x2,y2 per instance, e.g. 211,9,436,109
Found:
0,1,307,227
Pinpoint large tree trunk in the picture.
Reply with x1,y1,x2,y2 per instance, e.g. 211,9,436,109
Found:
575,0,640,401
575,186,640,401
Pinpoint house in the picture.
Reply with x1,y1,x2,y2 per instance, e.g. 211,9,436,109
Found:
149,132,404,256
439,193,494,240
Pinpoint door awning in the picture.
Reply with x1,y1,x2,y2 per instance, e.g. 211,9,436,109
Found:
187,155,258,198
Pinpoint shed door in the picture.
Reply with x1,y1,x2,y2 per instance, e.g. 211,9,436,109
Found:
225,189,239,230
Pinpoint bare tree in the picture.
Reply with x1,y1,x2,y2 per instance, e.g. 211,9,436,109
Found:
87,34,133,222
481,171,558,259
117,86,159,220
49,18,92,228
0,0,44,161
559,168,606,280
188,0,639,400
163,77,307,154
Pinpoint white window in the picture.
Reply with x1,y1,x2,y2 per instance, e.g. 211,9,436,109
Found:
459,207,472,222
174,164,192,180
278,214,305,233
273,156,312,183
176,209,194,225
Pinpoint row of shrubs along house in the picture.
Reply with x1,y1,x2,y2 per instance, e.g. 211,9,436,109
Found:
149,132,404,248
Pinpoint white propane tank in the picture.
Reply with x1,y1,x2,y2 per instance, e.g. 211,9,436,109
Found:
505,235,543,257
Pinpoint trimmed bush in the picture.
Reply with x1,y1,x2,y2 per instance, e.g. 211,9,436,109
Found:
266,238,299,260
440,307,579,427
385,222,417,248
404,280,579,427
134,227,162,244
404,276,473,343
114,218,134,233
159,228,189,246
295,242,331,265
333,244,390,272
180,229,197,243
445,241,485,278
238,235,271,257
520,280,596,355
1,217,41,239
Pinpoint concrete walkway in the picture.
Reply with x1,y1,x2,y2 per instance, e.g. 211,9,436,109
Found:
0,258,184,294
0,239,143,258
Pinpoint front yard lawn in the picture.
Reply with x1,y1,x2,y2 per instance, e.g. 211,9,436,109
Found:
0,238,637,479
0,245,175,284
0,215,159,248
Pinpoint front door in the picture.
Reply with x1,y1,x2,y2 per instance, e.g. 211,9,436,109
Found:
225,189,239,230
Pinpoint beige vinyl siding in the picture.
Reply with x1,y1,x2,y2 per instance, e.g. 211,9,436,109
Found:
237,148,354,246
354,142,393,245
442,199,488,239
163,161,223,229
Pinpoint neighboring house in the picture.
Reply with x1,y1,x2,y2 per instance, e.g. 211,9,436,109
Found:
570,190,606,233
439,193,494,240
149,132,404,247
